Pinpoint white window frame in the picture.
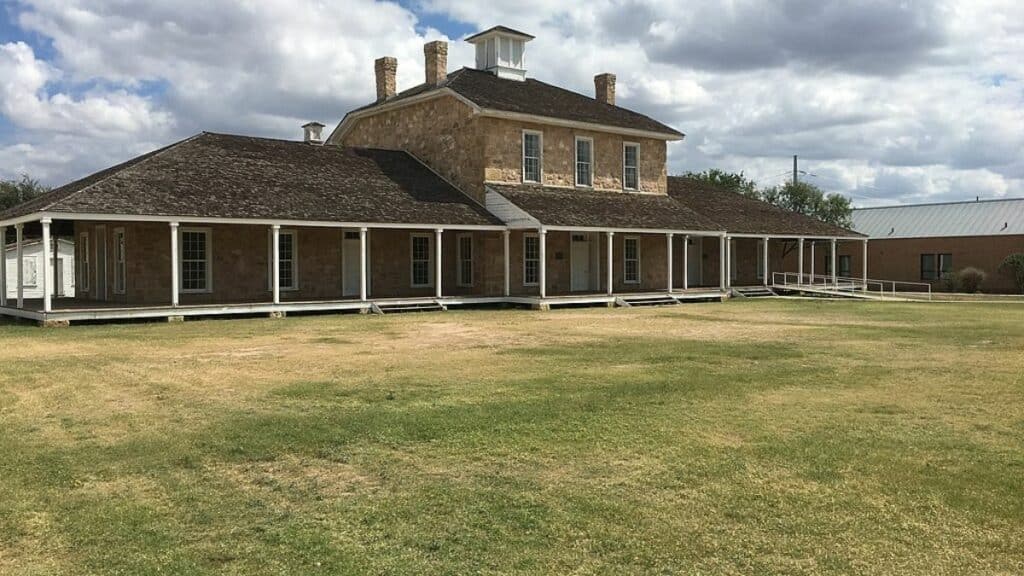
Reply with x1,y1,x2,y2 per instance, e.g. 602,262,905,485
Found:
623,236,641,284
522,130,543,184
79,232,90,292
179,227,213,294
267,229,299,291
575,136,594,188
113,227,126,295
622,142,640,191
523,232,539,286
410,233,433,288
457,233,473,287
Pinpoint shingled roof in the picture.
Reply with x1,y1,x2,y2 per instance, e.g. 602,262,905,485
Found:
0,133,502,227
488,184,722,232
342,67,683,139
667,177,862,238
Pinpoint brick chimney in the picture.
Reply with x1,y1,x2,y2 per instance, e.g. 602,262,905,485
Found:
424,41,448,85
375,56,397,101
595,73,616,106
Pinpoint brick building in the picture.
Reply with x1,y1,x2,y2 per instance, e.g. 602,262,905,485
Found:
844,198,1024,293
0,26,861,324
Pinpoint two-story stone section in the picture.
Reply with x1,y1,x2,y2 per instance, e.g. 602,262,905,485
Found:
0,26,863,325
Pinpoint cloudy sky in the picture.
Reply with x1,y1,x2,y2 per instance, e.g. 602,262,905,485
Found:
0,0,1021,206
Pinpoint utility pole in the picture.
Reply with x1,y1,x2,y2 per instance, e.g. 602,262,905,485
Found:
793,155,798,186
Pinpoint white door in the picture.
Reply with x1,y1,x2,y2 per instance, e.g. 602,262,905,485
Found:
342,231,361,297
571,233,591,292
687,237,702,286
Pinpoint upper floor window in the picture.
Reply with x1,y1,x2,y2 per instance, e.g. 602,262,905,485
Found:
623,143,639,190
575,137,593,188
522,131,542,183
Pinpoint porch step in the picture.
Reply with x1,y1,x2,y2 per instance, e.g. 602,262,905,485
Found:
732,287,776,298
371,301,447,314
618,295,681,307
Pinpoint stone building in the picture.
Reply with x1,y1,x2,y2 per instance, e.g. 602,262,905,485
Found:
0,26,860,324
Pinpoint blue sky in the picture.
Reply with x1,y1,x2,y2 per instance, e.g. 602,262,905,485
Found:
0,0,1021,206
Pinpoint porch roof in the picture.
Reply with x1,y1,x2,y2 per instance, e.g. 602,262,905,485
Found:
0,133,502,227
488,183,722,233
667,177,864,238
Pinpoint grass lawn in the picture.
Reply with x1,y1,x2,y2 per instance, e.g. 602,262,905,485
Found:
1,300,1023,575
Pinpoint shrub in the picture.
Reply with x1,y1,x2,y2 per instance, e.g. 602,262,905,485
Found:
955,267,986,293
1000,254,1024,294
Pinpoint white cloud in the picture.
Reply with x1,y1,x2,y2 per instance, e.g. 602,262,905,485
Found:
0,0,1022,207
0,41,172,137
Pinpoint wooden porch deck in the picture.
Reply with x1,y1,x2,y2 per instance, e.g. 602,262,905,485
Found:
1,289,728,325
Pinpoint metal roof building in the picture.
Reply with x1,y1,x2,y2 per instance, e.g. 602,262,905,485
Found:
853,198,1024,239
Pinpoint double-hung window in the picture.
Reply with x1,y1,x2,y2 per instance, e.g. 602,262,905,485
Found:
79,232,90,291
522,131,542,183
411,234,432,288
623,143,639,190
523,233,540,285
180,228,212,293
113,228,126,294
575,137,593,187
920,253,952,280
624,236,640,284
268,230,298,290
457,234,473,287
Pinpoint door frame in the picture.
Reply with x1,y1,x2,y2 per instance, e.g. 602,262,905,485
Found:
341,229,370,297
570,232,595,292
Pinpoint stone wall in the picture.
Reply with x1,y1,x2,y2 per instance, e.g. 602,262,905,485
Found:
481,118,668,194
338,96,487,203
70,221,506,305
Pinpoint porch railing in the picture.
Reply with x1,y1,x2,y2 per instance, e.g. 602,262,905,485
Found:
771,272,933,301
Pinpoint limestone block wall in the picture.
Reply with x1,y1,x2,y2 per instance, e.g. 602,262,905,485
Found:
481,118,668,194
338,96,487,203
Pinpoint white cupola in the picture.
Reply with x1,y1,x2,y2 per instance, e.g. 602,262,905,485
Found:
465,26,534,81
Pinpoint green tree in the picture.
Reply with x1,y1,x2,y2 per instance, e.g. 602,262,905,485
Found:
0,174,50,211
761,181,853,229
680,169,759,198
999,254,1024,294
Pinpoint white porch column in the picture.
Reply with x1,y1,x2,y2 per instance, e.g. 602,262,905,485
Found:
15,224,23,309
666,233,674,293
605,231,614,295
0,226,6,308
41,218,51,313
435,228,443,299
170,223,179,307
830,238,838,288
762,236,770,287
797,238,805,285
682,235,689,291
718,235,726,291
271,224,281,304
862,239,869,291
538,228,547,299
359,227,368,301
502,229,510,297
810,241,816,285
725,236,732,289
